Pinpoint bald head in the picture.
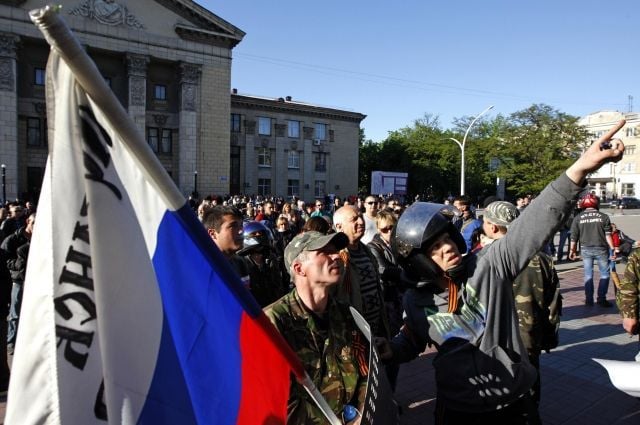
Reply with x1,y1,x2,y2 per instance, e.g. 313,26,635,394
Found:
333,206,364,246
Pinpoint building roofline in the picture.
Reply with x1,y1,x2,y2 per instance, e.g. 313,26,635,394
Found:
231,93,366,123
155,0,245,48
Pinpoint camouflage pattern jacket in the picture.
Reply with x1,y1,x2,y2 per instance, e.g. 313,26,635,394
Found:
512,252,560,356
617,249,640,319
265,289,368,424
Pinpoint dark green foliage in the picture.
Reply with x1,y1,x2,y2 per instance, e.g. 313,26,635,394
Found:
358,104,589,201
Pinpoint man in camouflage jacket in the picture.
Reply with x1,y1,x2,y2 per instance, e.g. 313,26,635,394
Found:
265,231,368,424
617,248,640,336
482,201,560,407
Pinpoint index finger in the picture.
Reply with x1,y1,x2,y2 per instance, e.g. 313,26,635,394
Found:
599,119,626,142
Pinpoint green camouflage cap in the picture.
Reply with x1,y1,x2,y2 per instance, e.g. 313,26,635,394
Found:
483,201,519,226
284,231,349,275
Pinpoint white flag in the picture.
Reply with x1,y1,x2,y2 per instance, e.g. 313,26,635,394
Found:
7,7,302,424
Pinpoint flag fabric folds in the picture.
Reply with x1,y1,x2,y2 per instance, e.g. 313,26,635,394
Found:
6,32,299,425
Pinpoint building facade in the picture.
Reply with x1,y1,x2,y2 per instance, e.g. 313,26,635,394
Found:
0,1,366,203
579,111,640,200
230,93,365,200
0,0,244,201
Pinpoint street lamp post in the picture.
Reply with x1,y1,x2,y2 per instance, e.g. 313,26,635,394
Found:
1,164,6,206
447,105,494,196
194,170,198,199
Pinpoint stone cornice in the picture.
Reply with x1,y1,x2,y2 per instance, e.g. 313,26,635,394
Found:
231,94,366,123
154,0,245,47
174,24,242,49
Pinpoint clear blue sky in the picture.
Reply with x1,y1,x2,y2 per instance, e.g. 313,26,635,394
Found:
203,0,639,143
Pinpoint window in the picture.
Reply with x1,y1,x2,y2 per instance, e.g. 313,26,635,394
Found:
287,120,300,138
287,179,300,197
288,150,300,169
230,114,241,133
314,180,326,198
160,129,172,154
34,68,45,86
27,117,42,146
258,147,271,166
147,127,173,154
258,117,271,136
147,127,159,152
622,183,635,196
626,145,636,155
258,178,271,196
154,84,167,100
623,163,637,172
314,123,327,140
626,127,634,137
315,153,327,172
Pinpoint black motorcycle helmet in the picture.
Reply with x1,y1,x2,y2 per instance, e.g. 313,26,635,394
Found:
237,220,274,256
392,202,467,283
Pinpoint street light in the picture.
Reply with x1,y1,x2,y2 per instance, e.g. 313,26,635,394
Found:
1,164,5,206
447,105,494,196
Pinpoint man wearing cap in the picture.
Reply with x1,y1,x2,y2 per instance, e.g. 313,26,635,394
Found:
265,231,368,424
482,201,561,407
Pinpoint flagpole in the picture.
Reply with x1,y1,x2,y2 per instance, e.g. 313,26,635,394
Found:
30,6,343,425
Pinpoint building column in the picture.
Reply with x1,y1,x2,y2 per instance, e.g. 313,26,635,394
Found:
0,33,19,202
303,139,314,200
177,62,201,196
243,120,256,194
126,53,149,136
275,123,286,197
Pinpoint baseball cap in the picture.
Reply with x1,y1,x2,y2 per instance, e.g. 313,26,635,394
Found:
284,231,348,274
483,201,519,227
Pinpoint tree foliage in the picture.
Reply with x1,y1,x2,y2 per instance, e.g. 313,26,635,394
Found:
359,104,589,201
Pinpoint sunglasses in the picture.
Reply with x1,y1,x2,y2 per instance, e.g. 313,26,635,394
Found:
379,225,394,233
365,201,375,205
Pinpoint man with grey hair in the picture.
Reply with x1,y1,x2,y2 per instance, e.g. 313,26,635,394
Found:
333,206,389,339
264,231,368,424
482,200,561,408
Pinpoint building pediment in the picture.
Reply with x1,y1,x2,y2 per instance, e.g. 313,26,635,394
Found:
23,0,244,48
154,0,245,47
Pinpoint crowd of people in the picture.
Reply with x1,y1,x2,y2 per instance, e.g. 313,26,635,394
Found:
186,122,633,424
3,122,637,424
0,201,37,394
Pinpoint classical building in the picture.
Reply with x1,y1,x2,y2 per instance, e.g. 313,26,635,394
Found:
0,0,244,201
0,1,365,202
230,92,365,200
579,111,640,199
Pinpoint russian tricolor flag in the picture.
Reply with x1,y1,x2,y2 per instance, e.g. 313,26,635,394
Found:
6,8,307,424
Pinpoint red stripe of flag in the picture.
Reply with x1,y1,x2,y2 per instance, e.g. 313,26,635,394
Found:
237,313,306,424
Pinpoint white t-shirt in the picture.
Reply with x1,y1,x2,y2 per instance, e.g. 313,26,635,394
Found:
361,214,377,244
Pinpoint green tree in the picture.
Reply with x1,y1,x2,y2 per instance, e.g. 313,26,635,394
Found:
358,128,381,194
358,104,588,202
486,104,588,196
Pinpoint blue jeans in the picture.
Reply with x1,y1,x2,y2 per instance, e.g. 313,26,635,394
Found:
7,281,23,347
581,246,610,302
557,229,571,261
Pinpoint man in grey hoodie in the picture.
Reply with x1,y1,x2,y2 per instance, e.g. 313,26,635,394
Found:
386,121,625,424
